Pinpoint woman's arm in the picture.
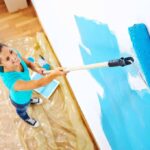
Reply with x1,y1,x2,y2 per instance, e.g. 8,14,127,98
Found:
22,57,45,74
14,68,67,91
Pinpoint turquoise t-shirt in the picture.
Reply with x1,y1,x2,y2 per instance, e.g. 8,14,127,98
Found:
0,50,32,104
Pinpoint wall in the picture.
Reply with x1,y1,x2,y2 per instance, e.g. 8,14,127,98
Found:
32,0,150,149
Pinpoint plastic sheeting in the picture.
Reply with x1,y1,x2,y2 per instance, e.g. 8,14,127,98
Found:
0,33,97,150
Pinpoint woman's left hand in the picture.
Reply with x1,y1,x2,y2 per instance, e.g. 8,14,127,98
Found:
36,68,47,75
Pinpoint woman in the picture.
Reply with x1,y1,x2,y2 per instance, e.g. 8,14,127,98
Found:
0,43,67,127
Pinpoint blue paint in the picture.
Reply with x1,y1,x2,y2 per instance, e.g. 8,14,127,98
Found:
27,57,35,63
42,63,51,70
75,16,150,150
128,24,150,87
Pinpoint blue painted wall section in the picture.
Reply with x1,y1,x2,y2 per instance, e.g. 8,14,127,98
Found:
128,23,150,87
75,16,150,150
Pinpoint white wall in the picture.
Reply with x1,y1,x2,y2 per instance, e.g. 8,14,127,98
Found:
32,0,150,149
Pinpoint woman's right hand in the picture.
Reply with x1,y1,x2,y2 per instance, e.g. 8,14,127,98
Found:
51,67,69,76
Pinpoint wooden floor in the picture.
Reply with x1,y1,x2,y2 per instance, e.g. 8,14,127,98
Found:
0,0,42,42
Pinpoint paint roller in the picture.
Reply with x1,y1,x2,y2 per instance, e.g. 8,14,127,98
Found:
44,57,134,73
128,23,150,86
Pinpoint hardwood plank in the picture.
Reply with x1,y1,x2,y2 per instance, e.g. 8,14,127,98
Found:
0,3,42,41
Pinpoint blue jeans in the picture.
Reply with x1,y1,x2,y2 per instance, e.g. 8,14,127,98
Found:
10,97,31,122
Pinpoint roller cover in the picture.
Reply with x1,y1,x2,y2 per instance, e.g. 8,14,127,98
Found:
128,23,150,86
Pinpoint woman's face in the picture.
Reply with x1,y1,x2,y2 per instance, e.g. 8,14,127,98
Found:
0,46,20,68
